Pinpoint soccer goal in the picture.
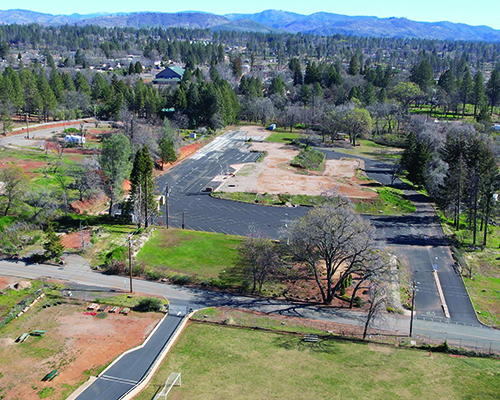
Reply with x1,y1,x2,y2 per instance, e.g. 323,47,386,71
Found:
153,373,181,400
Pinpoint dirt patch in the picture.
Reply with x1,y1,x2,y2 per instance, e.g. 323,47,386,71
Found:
0,157,46,177
217,138,377,199
0,302,162,400
0,276,18,291
61,230,92,250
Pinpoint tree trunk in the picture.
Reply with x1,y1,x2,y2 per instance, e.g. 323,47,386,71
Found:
483,197,491,247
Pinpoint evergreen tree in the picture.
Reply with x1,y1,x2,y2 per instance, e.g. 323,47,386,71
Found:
410,59,434,92
268,75,286,97
363,82,376,106
43,221,64,260
49,69,64,101
348,55,359,76
1,107,13,135
134,61,143,74
74,72,91,96
37,71,57,122
401,132,429,187
288,58,303,86
459,67,473,117
158,119,178,169
472,71,486,117
130,145,154,227
486,69,500,114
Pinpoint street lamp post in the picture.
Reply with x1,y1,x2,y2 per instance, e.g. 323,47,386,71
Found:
165,184,169,229
409,281,417,337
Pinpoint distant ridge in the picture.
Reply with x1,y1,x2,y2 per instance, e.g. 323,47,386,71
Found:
1,8,500,41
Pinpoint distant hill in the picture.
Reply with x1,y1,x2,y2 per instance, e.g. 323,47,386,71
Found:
75,12,228,29
1,8,500,41
212,19,282,34
0,9,110,25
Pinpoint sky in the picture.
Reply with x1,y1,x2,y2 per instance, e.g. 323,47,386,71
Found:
5,0,500,30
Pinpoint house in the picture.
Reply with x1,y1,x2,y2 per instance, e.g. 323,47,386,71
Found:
152,66,185,85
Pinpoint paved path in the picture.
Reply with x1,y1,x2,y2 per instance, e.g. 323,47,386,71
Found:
75,314,184,400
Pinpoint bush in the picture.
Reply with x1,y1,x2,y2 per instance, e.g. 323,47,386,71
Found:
354,296,364,308
169,274,192,285
103,260,127,275
135,297,163,312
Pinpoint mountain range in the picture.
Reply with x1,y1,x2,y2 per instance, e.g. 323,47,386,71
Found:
1,8,500,42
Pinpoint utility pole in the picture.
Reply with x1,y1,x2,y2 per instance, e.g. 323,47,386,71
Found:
128,235,133,293
182,211,185,229
26,113,29,139
409,281,417,337
144,176,149,228
165,183,169,229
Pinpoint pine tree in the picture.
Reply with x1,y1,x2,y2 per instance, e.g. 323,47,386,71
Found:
158,119,178,169
348,55,359,76
486,69,500,114
130,145,154,227
43,221,64,260
401,132,429,187
459,67,473,117
472,71,486,117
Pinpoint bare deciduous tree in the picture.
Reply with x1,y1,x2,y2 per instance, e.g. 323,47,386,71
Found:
0,166,27,216
236,232,282,293
284,194,379,305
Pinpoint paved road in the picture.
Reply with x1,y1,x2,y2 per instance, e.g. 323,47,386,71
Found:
0,119,97,147
1,258,499,353
321,148,478,326
75,314,184,400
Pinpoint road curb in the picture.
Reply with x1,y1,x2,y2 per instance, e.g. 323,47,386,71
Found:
66,377,97,400
433,270,450,318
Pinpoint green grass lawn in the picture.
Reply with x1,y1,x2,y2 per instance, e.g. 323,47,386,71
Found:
355,188,416,215
292,147,325,171
334,139,403,162
136,228,243,278
211,192,327,207
264,129,303,143
135,323,500,400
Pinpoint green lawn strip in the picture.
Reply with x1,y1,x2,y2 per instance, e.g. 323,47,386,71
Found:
292,147,325,171
134,323,500,400
211,191,326,207
464,275,500,328
333,139,403,162
136,228,243,278
354,188,416,215
264,130,303,143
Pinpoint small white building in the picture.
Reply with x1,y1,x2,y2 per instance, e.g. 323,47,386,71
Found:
64,135,85,144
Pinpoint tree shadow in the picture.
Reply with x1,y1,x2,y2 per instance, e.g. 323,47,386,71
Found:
273,335,340,354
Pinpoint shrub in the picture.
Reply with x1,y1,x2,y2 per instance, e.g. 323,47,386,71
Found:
135,297,163,312
169,274,192,285
103,260,127,275
354,296,364,308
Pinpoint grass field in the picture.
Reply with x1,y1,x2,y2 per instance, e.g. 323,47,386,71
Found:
334,139,403,162
355,188,416,215
264,129,303,143
136,228,243,278
134,323,500,400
